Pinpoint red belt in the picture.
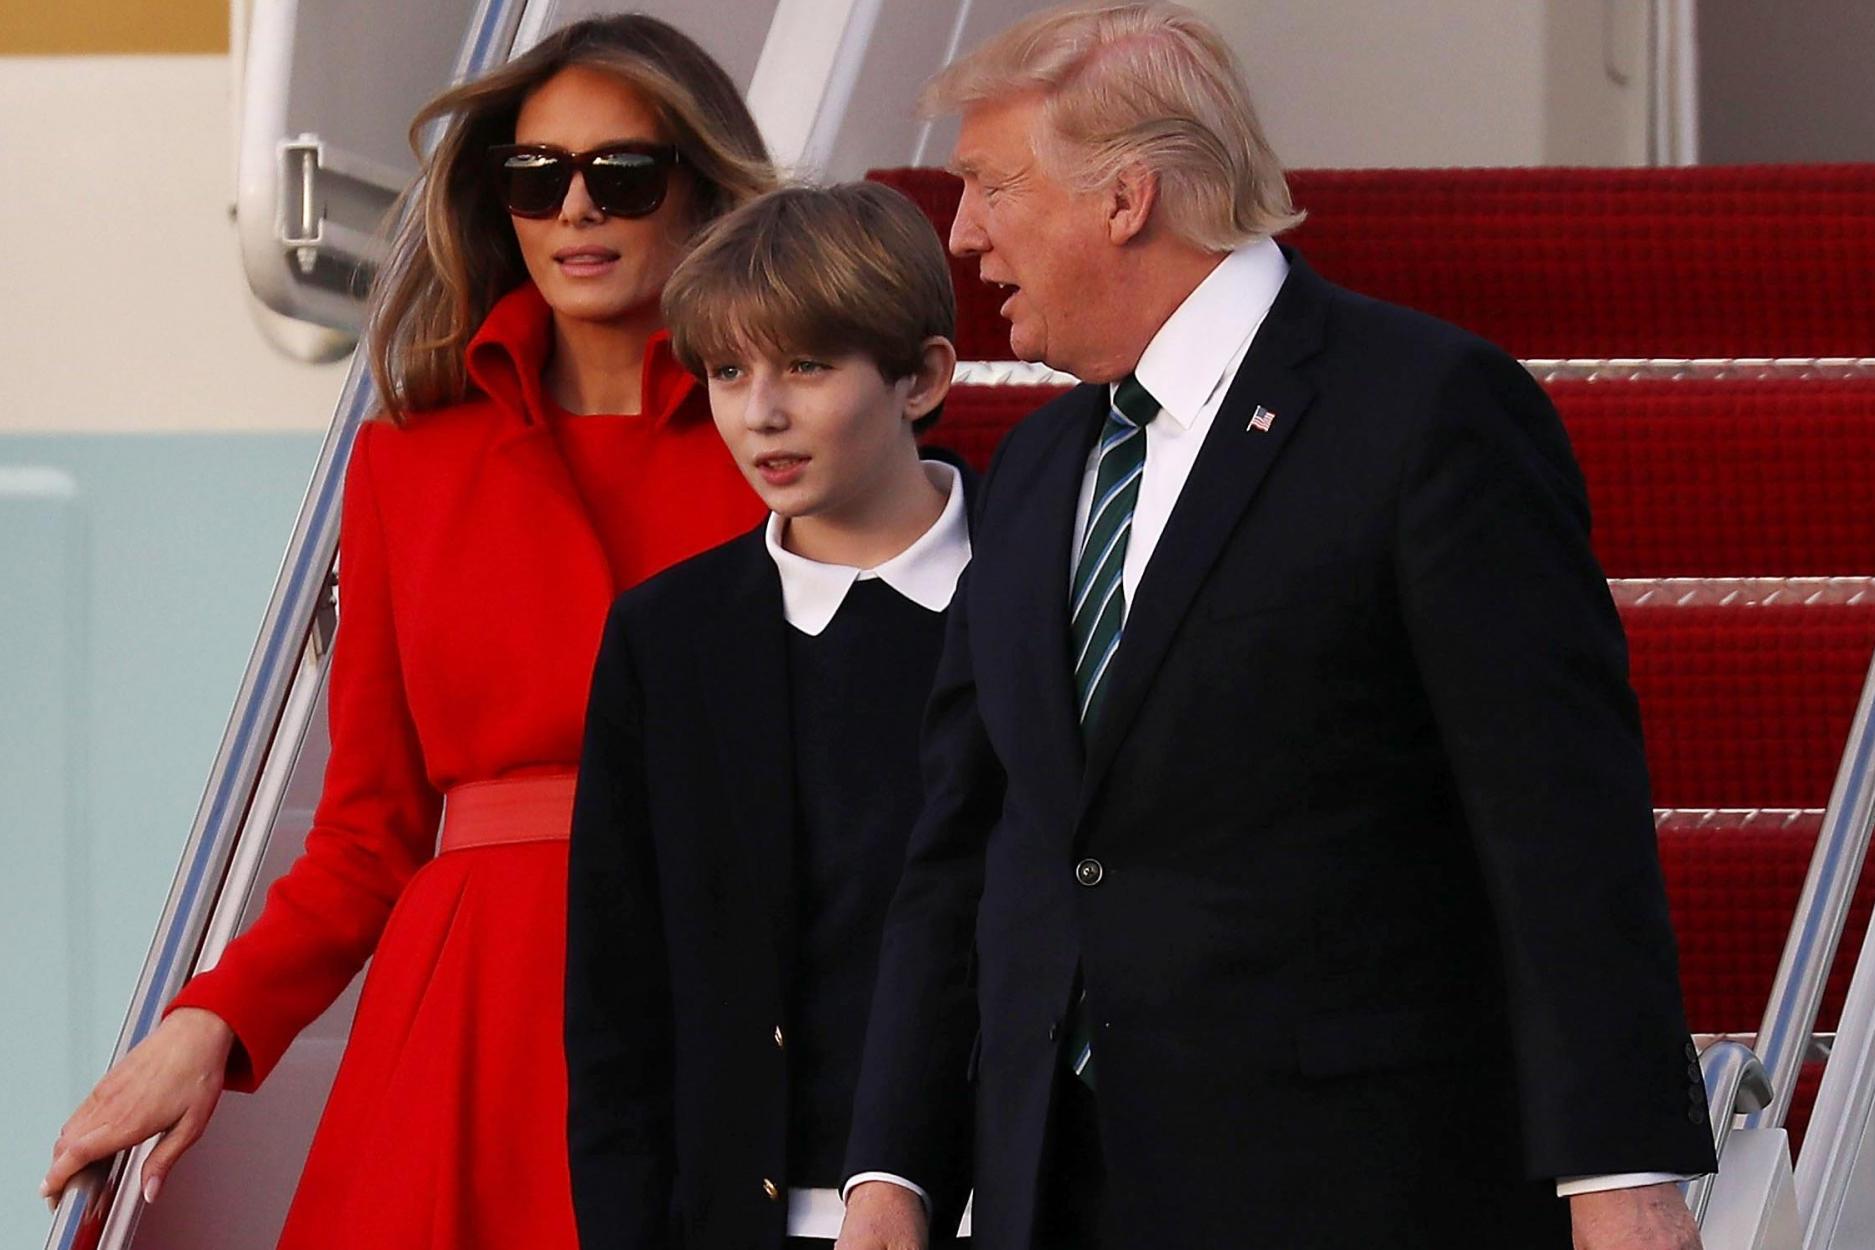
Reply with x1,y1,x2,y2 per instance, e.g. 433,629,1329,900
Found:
438,772,577,853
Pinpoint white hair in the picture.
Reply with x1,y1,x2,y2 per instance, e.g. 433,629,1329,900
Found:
922,2,1303,251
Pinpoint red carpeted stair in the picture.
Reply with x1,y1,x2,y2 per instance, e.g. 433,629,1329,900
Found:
1618,581,1875,810
872,164,1875,362
1555,380,1875,577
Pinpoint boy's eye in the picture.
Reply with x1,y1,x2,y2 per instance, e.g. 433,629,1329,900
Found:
791,359,829,375
707,363,742,382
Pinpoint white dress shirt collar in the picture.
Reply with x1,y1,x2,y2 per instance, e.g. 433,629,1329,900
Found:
764,460,970,637
1121,236,1289,429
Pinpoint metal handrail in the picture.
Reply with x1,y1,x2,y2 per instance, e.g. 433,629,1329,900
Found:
1794,926,1875,1247
1692,1030,1833,1065
42,2,530,1246
1684,1040,1774,1224
1745,648,1875,1134
42,365,370,1250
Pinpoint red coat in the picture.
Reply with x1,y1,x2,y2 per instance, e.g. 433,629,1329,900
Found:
170,284,763,1249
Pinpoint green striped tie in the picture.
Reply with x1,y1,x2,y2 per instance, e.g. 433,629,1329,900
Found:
1071,374,1160,730
1064,374,1158,1089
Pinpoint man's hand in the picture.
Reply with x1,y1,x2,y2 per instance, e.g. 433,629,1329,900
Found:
835,1180,929,1250
1570,1182,1702,1250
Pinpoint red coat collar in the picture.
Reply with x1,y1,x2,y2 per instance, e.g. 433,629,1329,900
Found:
464,282,700,429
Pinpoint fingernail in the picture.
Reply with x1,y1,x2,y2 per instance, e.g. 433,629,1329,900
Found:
142,1174,161,1204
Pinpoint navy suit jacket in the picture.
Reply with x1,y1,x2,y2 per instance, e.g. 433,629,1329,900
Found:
844,252,1716,1249
567,457,977,1250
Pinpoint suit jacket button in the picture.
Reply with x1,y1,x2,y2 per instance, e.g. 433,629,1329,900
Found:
1076,858,1105,887
762,1178,781,1202
774,1025,786,1050
1048,1020,1061,1042
1686,1041,1700,1062
1686,1062,1702,1081
1688,1106,1707,1125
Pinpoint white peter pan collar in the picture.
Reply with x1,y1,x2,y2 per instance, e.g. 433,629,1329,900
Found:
764,460,971,637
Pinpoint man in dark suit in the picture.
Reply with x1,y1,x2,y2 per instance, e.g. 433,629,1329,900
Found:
836,5,1715,1249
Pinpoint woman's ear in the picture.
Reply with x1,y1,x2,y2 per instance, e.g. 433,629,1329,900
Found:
903,336,959,424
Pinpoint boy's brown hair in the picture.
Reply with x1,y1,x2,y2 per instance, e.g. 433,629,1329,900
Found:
663,181,957,433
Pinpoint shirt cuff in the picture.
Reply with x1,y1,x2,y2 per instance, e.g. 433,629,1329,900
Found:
1556,1172,1694,1198
843,1172,933,1215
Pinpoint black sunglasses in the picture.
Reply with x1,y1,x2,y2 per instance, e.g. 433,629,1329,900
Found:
487,141,682,219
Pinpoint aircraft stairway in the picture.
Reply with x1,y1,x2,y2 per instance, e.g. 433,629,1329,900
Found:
43,3,1875,1248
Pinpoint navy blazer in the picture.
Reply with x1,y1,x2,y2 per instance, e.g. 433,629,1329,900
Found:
845,252,1716,1249
566,457,975,1250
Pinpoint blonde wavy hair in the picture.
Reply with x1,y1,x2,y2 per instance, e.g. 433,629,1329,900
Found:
365,15,776,422
921,2,1301,252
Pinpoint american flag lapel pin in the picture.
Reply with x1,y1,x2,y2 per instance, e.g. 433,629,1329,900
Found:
1247,404,1276,433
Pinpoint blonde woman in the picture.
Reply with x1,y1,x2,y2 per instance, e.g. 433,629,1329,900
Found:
43,17,773,1249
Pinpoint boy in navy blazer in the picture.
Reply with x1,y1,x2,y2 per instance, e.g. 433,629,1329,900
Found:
564,182,972,1250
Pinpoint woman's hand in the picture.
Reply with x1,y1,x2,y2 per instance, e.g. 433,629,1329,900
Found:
40,1007,235,1208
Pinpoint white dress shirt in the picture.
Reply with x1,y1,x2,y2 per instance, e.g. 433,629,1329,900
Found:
765,459,969,1237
